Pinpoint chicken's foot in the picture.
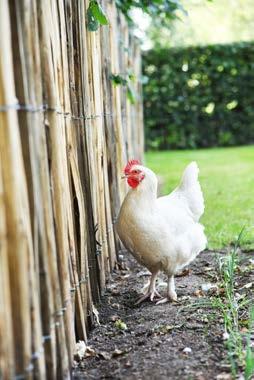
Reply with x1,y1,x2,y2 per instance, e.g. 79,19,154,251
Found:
135,271,162,304
156,275,177,304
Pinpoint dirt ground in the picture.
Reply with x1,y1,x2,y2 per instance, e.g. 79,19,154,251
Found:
73,249,254,380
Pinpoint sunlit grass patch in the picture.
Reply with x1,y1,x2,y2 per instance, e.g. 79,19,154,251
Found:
145,146,254,250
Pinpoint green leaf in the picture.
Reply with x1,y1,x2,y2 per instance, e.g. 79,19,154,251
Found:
109,74,127,86
110,73,136,104
90,1,109,26
127,83,136,104
87,7,99,31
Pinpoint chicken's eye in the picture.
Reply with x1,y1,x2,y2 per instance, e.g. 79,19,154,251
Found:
132,170,138,174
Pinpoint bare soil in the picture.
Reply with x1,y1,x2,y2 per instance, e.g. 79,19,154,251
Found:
73,249,254,380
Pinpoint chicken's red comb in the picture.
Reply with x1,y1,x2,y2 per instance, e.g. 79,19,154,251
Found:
124,159,141,175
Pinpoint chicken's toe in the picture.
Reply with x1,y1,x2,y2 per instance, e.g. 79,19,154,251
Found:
135,290,162,305
156,291,178,305
150,290,162,301
156,297,169,305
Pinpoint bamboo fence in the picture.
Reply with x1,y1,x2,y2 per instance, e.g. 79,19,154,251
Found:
0,0,143,378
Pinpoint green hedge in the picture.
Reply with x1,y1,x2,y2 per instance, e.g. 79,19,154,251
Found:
143,42,254,149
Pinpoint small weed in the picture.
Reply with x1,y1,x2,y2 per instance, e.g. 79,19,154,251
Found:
244,307,254,380
114,319,127,330
176,227,253,378
214,228,254,379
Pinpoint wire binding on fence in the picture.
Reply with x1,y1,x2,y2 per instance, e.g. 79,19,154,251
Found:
14,222,116,380
0,102,113,121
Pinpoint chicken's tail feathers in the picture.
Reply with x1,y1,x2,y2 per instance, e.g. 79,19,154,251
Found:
178,161,205,221
180,161,199,189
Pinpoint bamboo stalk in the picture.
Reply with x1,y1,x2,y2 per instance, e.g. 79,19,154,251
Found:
0,144,14,380
37,0,73,377
0,1,34,376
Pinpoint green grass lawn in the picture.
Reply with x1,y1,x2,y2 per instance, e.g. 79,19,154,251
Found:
145,146,254,250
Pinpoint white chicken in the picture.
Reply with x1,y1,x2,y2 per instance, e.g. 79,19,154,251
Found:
116,160,207,304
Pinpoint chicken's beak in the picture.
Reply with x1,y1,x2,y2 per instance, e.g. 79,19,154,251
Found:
121,174,128,179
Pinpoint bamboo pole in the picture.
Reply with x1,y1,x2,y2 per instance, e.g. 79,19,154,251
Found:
37,0,73,377
0,1,34,377
80,0,101,304
0,149,14,380
63,0,88,342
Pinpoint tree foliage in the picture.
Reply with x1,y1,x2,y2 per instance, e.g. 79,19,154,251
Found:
147,0,254,49
143,42,254,150
115,0,185,26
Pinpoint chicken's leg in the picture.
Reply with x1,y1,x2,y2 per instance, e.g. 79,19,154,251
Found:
156,275,177,304
136,270,162,304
